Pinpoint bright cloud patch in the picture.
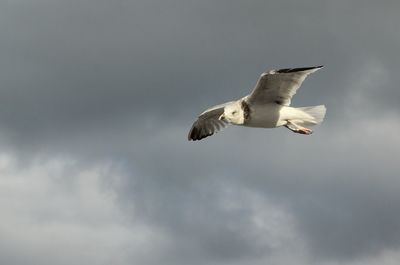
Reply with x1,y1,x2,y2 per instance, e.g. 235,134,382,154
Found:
0,155,168,265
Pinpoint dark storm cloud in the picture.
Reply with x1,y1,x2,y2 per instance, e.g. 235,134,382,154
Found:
1,0,400,264
2,0,399,141
113,118,400,263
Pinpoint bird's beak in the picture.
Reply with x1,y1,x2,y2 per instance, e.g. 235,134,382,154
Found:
218,114,225,121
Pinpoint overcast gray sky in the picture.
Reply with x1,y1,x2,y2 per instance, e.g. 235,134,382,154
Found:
1,0,400,264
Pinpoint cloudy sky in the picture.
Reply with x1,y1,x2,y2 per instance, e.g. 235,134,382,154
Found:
1,0,400,264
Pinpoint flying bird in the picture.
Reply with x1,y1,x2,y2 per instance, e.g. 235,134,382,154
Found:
188,66,326,141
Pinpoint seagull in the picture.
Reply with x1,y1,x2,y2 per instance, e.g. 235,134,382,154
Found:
188,66,326,141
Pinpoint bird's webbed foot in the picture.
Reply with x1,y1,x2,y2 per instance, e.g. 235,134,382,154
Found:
285,121,313,135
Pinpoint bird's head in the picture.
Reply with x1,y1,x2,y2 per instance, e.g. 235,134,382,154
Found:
219,102,245,125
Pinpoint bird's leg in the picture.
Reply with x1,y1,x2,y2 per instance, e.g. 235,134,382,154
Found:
285,121,313,135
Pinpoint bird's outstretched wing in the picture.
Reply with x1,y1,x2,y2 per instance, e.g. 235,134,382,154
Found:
188,102,233,141
246,66,323,106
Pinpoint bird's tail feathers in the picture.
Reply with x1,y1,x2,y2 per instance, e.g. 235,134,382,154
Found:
297,105,326,127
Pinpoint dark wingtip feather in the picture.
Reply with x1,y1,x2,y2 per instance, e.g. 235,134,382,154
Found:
188,126,197,141
188,124,214,141
276,65,323,73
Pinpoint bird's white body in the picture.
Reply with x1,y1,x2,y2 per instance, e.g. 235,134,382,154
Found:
243,103,324,128
244,102,285,128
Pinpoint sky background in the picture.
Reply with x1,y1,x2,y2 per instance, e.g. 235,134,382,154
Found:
1,0,400,264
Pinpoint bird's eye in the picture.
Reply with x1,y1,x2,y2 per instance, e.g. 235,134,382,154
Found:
232,111,237,115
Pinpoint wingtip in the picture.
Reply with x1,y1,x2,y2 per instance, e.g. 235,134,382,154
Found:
276,65,324,73
187,126,196,141
187,125,210,141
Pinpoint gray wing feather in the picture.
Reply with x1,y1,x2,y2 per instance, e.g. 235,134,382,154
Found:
247,66,323,106
188,102,233,141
